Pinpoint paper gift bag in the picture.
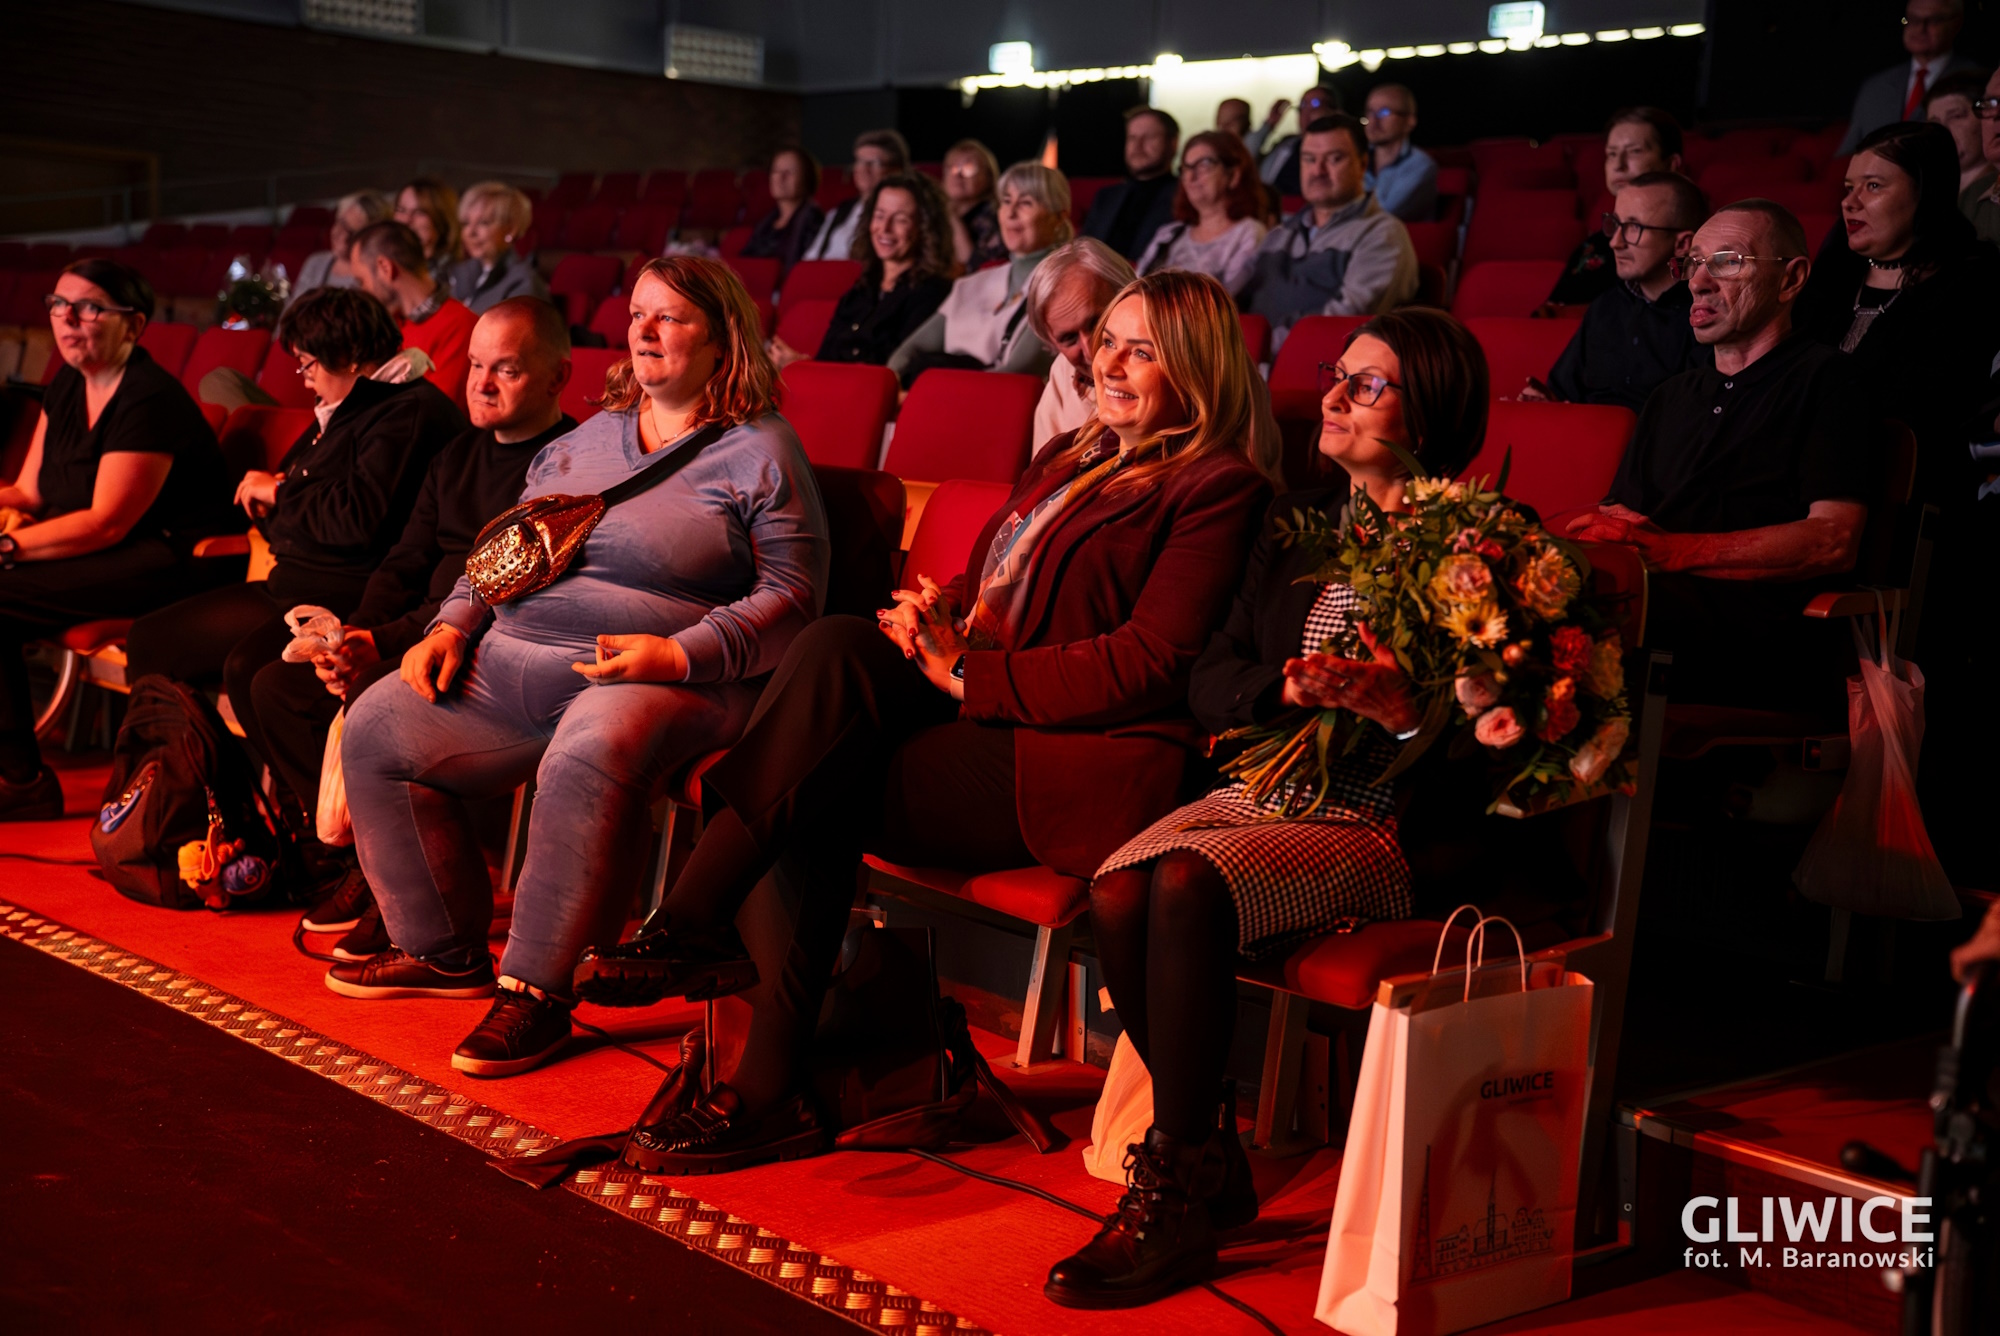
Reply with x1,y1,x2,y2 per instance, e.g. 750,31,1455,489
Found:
1081,1031,1155,1185
316,706,354,847
1316,912,1594,1336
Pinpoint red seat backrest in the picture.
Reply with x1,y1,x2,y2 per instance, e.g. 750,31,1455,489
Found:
642,170,689,205
723,255,781,305
1699,155,1813,200
1796,212,1839,252
558,204,621,252
218,405,316,475
1065,176,1121,222
1463,400,1636,519
1451,260,1566,319
772,298,837,358
1268,314,1370,420
738,169,773,221
1403,220,1458,269
812,465,907,618
1462,192,1584,265
814,166,854,209
199,402,227,436
254,345,320,410
137,321,199,378
1469,141,1573,191
180,327,271,396
1434,165,1472,198
903,478,1014,589
717,225,753,259
1746,179,1842,217
589,293,631,347
778,260,864,312
886,370,1041,484
26,243,73,269
779,361,898,470
596,172,641,207
549,254,624,325
1237,312,1272,365
1463,317,1581,400
681,170,742,230
547,172,595,206
560,347,625,424
613,204,675,255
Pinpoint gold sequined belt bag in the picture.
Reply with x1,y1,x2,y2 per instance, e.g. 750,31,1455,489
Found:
464,423,723,606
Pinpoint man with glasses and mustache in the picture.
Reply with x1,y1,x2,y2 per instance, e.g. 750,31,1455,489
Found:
1568,201,1879,709
1526,172,1711,411
1838,0,1977,154
1960,68,2000,244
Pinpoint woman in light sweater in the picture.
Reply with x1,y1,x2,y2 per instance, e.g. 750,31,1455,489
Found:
885,161,1072,389
1133,131,1268,298
332,257,829,1080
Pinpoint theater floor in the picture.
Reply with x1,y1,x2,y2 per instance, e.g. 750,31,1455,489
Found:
2,753,1881,1335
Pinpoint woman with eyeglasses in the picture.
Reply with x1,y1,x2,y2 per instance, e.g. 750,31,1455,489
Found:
1133,132,1268,298
1056,308,1489,1308
942,138,1006,270
0,259,236,819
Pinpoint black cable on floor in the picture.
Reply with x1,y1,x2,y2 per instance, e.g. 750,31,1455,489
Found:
900,1147,1288,1336
571,1015,677,1075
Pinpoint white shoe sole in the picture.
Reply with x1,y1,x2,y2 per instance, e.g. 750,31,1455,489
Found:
451,1032,570,1077
300,915,364,933
323,973,495,1000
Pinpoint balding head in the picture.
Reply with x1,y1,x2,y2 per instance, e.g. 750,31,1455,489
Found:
1685,202,1811,356
466,297,571,440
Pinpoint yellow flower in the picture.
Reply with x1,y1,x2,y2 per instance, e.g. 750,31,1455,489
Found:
1512,545,1581,621
1585,635,1625,698
1438,599,1510,647
1410,477,1452,502
1428,552,1494,607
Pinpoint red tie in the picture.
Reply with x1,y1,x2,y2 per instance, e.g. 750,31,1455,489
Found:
1904,64,1928,120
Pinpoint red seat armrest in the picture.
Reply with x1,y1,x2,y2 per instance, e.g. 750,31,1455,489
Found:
191,534,250,558
1803,588,1905,619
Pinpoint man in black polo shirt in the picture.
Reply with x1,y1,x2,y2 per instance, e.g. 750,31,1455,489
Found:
1569,201,1879,709
263,297,576,951
1530,172,1710,411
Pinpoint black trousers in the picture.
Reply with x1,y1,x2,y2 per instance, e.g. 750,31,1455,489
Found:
249,654,400,815
0,539,241,776
677,615,1032,1108
1644,573,1850,716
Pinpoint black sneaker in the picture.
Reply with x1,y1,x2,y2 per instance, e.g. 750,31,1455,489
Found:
0,767,64,822
325,948,496,1000
451,986,572,1077
330,903,389,962
300,866,373,933
572,919,759,1008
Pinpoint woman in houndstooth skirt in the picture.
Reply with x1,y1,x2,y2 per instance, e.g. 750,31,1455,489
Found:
1071,309,1490,1306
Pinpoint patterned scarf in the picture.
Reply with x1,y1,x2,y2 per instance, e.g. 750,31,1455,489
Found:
963,436,1150,650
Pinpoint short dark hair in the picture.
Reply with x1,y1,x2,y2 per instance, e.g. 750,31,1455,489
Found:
1623,171,1709,231
1925,68,1990,109
349,219,429,277
61,258,154,323
1126,105,1181,141
1714,199,1811,259
771,145,821,200
1303,112,1368,160
1347,308,1489,480
1606,106,1684,160
277,286,405,370
483,295,571,362
853,128,910,168
1851,119,1978,267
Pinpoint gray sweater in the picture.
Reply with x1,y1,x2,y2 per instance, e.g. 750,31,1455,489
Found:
446,251,550,315
433,409,829,683
1240,194,1419,340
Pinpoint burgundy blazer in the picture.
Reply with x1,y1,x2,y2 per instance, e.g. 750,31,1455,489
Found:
945,433,1272,877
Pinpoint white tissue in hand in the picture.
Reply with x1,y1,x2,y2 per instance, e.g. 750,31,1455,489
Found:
281,605,345,662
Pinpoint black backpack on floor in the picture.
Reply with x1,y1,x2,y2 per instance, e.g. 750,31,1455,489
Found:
91,675,289,911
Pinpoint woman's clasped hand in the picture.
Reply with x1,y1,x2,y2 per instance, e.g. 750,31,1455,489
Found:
875,574,968,698
1280,624,1421,733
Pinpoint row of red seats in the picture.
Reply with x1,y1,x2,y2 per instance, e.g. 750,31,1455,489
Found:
134,321,317,408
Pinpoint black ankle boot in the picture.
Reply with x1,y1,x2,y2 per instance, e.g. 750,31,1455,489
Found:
1044,1125,1220,1309
1208,1078,1259,1231
572,915,758,1008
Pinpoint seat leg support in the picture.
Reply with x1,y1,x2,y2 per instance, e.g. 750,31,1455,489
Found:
1254,990,1309,1151
1015,922,1075,1068
502,781,535,895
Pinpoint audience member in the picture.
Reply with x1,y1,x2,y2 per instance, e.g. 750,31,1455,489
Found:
1065,309,1488,1309
446,182,548,315
1569,202,1877,711
1239,114,1419,345
293,190,391,299
0,260,235,820
123,287,464,829
1083,108,1183,262
942,138,1006,271
886,162,1071,388
332,258,828,1080
1966,68,2000,243
252,299,577,954
348,220,478,412
571,271,1277,1177
1253,86,1341,196
1361,84,1438,223
1839,0,1976,154
1024,239,1137,449
1925,69,1994,193
1134,131,1268,297
739,147,825,280
1530,172,1711,410
1549,107,1686,307
395,177,463,269
803,130,908,262
786,172,952,369
1215,98,1252,141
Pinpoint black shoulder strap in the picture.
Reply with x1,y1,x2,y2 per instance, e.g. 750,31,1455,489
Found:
598,421,728,508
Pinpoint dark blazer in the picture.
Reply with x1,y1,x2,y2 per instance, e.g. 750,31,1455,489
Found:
1081,176,1178,262
944,434,1272,876
1839,53,1981,154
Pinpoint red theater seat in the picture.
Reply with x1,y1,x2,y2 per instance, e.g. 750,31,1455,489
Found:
1451,260,1566,318
253,346,320,410
771,299,836,357
557,204,620,253
1755,179,1843,217
1464,316,1581,399
548,253,623,327
814,167,854,208
1065,176,1119,223
738,169,773,221
886,370,1039,485
722,255,780,306
900,478,1012,587
595,171,640,207
137,321,199,378
717,225,753,259
1469,140,1573,191
611,205,675,255
641,170,688,206
1267,314,1370,421
1465,400,1636,517
1237,312,1271,365
680,170,742,230
1462,191,1584,265
546,172,595,207
218,405,315,473
561,347,624,423
588,293,631,347
180,327,271,397
1244,920,1475,1011
777,260,863,313
778,361,898,470
1699,155,1813,202
1403,220,1458,269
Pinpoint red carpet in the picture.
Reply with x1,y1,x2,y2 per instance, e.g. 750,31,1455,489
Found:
3,753,1878,1336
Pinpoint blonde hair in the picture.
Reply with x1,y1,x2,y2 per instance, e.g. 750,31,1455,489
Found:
996,162,1076,249
1051,270,1279,492
597,256,778,428
459,181,533,239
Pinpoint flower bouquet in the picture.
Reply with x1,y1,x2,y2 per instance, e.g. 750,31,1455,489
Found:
1219,456,1634,817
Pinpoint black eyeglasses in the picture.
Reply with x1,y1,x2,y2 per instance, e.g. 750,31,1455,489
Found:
1600,213,1681,245
1318,362,1403,405
1179,156,1224,176
1364,107,1407,122
1975,96,2000,120
45,294,137,323
1669,251,1772,281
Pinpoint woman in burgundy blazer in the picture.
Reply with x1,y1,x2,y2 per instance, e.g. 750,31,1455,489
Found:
573,271,1276,1169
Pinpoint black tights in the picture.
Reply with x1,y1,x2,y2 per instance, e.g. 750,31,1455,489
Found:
1089,851,1241,1144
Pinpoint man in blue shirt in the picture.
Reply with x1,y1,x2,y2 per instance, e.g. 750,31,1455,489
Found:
1361,84,1438,223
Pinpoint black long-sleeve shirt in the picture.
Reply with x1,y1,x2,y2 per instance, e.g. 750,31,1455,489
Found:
346,414,575,659
1547,280,1708,413
261,377,464,603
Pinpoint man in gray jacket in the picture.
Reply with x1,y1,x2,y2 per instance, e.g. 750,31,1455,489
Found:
1838,0,1977,153
1239,113,1418,348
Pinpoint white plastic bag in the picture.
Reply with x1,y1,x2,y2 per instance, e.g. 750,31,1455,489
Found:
1316,910,1593,1336
1793,601,1957,920
315,706,353,847
1081,1032,1154,1185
